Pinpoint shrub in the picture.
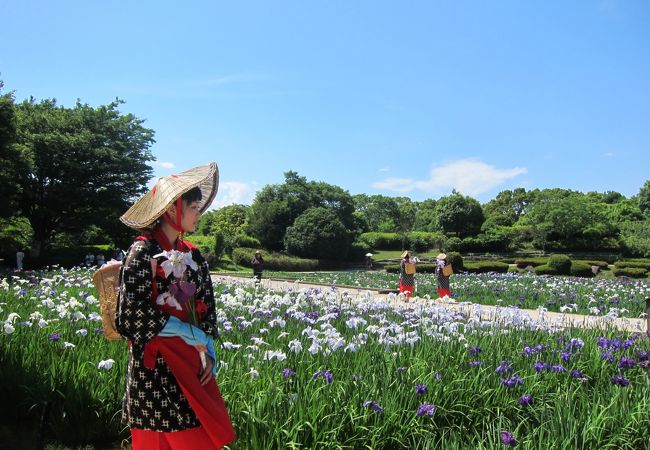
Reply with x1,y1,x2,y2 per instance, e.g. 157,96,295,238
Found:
514,258,547,269
445,237,462,252
534,264,558,276
614,260,650,270
547,254,571,275
358,232,401,250
447,252,464,271
582,260,609,270
570,261,596,278
232,247,319,271
464,261,510,274
184,234,215,255
284,208,351,260
407,232,445,252
612,267,648,278
346,242,368,262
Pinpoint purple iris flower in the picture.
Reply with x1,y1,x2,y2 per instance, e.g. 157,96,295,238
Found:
468,346,482,356
500,431,517,446
501,375,524,388
617,357,636,369
282,368,296,378
533,361,547,373
518,394,533,406
49,332,61,341
600,352,615,363
363,400,383,414
611,374,629,387
496,360,514,374
561,352,571,362
396,367,407,373
570,369,583,378
415,384,428,395
636,351,649,362
551,364,566,373
469,360,482,368
416,403,437,417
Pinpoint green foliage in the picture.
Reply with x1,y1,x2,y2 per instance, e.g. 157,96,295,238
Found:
13,97,155,256
0,87,23,218
231,247,319,271
458,233,511,253
407,232,445,252
213,231,225,259
183,234,215,256
463,261,509,273
638,180,650,218
534,264,557,275
447,251,464,270
614,260,650,270
514,258,548,268
482,188,531,227
0,216,32,259
284,207,351,260
547,254,572,275
445,237,462,252
618,221,650,258
435,191,484,237
612,267,648,278
569,261,596,278
358,232,401,250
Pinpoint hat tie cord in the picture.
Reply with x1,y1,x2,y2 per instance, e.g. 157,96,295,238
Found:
162,197,185,243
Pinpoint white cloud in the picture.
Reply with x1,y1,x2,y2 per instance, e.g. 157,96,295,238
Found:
153,161,176,169
212,181,257,209
378,166,391,172
372,158,527,197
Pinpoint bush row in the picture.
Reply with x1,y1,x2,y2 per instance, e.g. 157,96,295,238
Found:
231,247,319,271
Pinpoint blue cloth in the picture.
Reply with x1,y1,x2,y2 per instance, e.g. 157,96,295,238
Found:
159,316,216,376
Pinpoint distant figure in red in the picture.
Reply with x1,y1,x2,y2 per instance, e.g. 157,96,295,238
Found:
399,250,416,299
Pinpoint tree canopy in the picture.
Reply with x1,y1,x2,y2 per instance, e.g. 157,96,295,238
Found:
13,98,155,255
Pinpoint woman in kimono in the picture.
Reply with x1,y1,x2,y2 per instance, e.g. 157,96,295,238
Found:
436,252,452,298
116,162,236,450
399,250,415,299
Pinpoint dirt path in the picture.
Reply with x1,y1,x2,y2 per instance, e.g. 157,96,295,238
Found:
213,274,648,334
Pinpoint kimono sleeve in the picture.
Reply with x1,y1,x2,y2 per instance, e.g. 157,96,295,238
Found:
196,255,219,339
115,240,169,346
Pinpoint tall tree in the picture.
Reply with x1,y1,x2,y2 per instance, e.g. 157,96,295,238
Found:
0,82,25,218
638,180,650,218
435,190,484,237
14,98,155,256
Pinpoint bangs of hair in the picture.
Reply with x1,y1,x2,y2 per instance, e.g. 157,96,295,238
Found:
182,186,203,204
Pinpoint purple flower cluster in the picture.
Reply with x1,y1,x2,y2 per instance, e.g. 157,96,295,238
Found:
500,375,524,388
469,360,482,368
517,394,533,406
415,384,428,395
363,400,383,414
500,431,517,446
416,403,436,417
312,370,333,384
282,368,296,379
468,346,482,356
611,374,629,387
496,360,514,374
49,332,61,342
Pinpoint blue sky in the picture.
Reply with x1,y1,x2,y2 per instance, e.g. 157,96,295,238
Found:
2,0,649,208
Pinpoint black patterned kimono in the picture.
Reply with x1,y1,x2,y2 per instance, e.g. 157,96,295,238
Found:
115,235,219,431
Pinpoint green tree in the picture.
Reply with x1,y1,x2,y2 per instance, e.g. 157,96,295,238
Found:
0,82,25,218
435,191,484,237
482,188,531,227
413,199,438,232
284,207,351,260
352,194,401,232
248,171,357,251
638,180,650,218
14,98,155,256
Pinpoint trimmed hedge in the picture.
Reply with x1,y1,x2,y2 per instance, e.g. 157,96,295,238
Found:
612,267,648,278
569,261,595,278
614,260,650,270
534,264,557,276
548,254,571,275
358,232,401,250
514,258,547,268
464,261,510,274
582,260,609,270
231,247,319,271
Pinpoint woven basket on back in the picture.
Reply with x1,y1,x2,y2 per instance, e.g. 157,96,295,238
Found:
92,262,123,340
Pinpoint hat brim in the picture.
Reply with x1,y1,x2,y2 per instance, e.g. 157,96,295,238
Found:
436,253,447,260
120,162,219,230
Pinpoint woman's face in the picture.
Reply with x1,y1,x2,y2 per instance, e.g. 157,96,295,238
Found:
181,200,202,232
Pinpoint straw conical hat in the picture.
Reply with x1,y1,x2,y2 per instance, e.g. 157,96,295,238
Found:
120,162,219,230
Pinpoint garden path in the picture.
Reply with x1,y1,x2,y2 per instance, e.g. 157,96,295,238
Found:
213,274,648,334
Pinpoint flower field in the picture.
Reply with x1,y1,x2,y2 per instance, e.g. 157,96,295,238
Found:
266,271,650,319
1,268,649,449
